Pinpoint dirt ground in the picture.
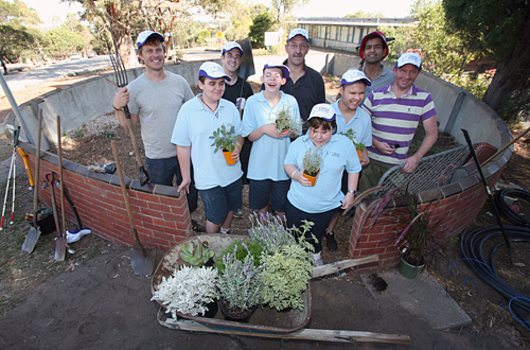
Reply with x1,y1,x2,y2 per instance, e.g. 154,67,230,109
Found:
0,71,529,349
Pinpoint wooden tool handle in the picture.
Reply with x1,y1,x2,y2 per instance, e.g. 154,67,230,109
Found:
33,110,42,219
57,115,66,238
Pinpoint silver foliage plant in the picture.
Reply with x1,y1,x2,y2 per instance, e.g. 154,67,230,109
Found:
248,212,295,253
217,243,264,311
151,265,218,319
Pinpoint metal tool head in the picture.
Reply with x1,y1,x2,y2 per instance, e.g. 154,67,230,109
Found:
109,49,128,88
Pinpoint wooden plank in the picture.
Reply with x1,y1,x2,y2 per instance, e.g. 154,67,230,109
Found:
311,255,379,279
174,319,410,345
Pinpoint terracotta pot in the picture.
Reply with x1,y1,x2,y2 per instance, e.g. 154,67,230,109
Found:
303,169,320,187
222,148,237,165
219,296,256,323
356,148,363,160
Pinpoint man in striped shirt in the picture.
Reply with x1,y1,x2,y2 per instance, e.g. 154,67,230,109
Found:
358,52,438,192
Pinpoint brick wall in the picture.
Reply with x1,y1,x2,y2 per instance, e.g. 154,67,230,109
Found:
18,141,192,252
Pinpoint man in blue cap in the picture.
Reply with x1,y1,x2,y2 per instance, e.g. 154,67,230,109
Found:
113,30,205,232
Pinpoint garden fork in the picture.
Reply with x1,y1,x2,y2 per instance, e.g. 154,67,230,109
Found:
109,48,150,186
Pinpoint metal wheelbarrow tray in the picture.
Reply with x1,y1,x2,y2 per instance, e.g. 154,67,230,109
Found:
151,234,410,345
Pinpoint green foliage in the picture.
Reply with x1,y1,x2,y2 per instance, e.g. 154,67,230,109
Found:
196,29,211,45
72,129,84,138
260,220,314,311
213,240,263,273
100,125,116,139
345,11,385,18
271,0,309,23
209,125,239,153
216,243,264,311
248,212,296,254
45,28,85,59
303,146,323,177
274,106,301,136
249,11,274,48
339,129,365,150
0,22,35,70
177,240,215,267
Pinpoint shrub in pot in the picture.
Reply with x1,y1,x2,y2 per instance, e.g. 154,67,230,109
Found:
340,129,365,160
275,105,301,136
209,125,240,165
302,146,323,186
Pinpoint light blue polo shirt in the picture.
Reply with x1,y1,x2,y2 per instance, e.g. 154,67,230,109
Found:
171,95,243,190
241,91,301,181
332,100,372,147
284,134,361,214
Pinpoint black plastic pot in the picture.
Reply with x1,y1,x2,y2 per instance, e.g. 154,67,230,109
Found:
219,297,256,323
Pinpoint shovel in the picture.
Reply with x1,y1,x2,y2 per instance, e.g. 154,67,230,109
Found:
55,115,67,261
110,140,156,276
44,172,65,261
21,110,43,253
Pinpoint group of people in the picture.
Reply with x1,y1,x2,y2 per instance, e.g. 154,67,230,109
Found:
112,28,438,266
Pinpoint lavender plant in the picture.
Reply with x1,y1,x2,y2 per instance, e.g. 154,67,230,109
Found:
248,212,295,254
151,265,218,319
217,243,264,311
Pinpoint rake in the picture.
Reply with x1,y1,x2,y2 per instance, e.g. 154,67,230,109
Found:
109,47,150,186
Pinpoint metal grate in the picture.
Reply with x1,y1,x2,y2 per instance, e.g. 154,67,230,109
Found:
377,145,471,194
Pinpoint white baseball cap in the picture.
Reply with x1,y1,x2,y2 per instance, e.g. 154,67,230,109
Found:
263,59,290,79
222,42,243,55
341,69,371,86
199,62,231,82
287,28,309,42
395,52,422,70
136,31,164,50
307,103,336,122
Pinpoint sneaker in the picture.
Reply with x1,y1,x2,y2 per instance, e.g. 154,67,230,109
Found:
313,254,324,267
191,220,206,232
326,232,338,251
233,208,243,219
220,227,231,234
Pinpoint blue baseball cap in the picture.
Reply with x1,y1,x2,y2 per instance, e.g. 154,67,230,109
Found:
136,31,164,50
222,42,243,55
341,69,371,86
199,62,231,81
395,52,422,70
308,103,336,122
263,59,290,79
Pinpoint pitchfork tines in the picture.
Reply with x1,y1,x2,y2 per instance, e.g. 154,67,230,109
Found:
109,49,128,88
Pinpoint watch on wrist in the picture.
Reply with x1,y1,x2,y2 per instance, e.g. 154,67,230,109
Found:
347,189,357,195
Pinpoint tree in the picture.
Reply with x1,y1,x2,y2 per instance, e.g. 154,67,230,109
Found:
444,0,530,122
345,11,385,18
45,28,85,59
271,0,308,23
249,11,274,48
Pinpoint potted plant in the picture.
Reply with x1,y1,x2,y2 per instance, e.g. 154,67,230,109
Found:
260,220,315,311
177,240,215,267
275,106,301,136
151,265,219,319
216,243,265,322
340,129,365,161
248,212,295,254
213,239,263,272
210,125,239,165
302,146,323,186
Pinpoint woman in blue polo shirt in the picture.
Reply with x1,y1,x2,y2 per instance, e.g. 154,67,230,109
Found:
284,104,362,266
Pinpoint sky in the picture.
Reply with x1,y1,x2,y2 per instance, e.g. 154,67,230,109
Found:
15,0,414,28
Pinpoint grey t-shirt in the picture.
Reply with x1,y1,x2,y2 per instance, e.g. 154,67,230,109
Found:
363,65,395,97
127,71,194,159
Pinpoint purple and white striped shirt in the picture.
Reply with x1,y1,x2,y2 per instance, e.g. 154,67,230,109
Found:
362,83,437,165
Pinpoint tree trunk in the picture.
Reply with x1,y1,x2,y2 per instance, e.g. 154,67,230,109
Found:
107,4,138,69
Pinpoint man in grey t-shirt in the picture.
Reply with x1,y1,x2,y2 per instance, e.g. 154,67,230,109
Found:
112,30,204,231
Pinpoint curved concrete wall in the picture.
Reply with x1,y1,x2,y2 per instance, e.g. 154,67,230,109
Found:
3,55,513,261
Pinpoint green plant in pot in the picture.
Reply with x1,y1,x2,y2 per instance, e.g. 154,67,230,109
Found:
151,265,218,319
275,106,301,136
340,129,365,160
302,146,323,186
260,220,315,311
248,212,295,254
177,240,215,267
217,242,265,322
209,125,240,165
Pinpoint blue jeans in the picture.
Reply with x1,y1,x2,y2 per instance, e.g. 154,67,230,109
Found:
145,156,198,213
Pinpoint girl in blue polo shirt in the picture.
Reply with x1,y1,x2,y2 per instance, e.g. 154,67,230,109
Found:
284,104,362,266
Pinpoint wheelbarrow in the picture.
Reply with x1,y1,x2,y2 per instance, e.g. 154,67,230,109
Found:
151,234,410,345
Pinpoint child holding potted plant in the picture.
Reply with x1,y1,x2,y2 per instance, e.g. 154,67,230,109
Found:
284,104,362,266
241,60,301,219
172,62,244,234
325,69,372,251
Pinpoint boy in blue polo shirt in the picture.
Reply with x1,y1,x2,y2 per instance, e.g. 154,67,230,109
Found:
241,60,301,220
171,62,244,234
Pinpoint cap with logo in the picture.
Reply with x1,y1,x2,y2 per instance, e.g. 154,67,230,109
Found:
136,31,164,50
263,59,290,79
359,31,389,60
222,42,243,56
308,103,336,122
395,52,422,70
287,28,309,42
199,62,232,82
341,69,371,86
